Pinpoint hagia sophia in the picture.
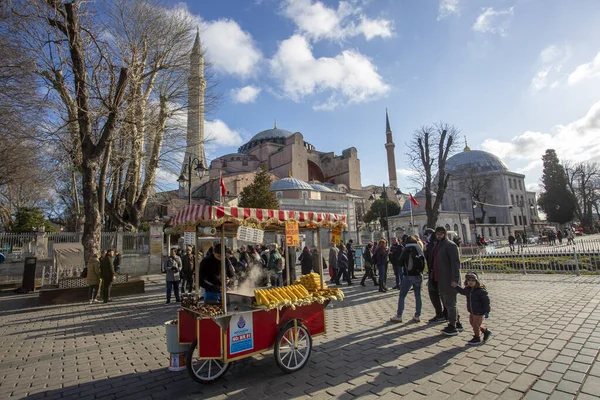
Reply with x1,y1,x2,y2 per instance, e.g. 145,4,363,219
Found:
149,30,541,244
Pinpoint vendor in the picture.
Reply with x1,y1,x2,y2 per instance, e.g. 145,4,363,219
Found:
199,243,234,302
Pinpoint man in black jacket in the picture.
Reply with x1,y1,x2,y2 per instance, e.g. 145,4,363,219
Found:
390,237,404,289
199,243,234,302
346,240,356,279
180,246,195,293
429,227,463,336
99,250,115,303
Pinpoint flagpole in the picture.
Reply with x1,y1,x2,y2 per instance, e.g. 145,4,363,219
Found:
219,171,223,204
409,195,414,236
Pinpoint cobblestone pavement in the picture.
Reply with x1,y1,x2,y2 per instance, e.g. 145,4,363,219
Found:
0,273,599,400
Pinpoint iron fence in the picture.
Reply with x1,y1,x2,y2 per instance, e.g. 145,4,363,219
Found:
0,233,37,258
459,238,600,275
122,232,149,254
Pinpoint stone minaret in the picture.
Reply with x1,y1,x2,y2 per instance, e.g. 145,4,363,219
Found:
184,28,207,188
385,109,398,188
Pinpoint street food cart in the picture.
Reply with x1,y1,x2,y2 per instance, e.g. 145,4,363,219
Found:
168,204,347,384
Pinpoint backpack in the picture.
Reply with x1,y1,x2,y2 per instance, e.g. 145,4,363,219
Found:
406,247,425,275
80,267,88,278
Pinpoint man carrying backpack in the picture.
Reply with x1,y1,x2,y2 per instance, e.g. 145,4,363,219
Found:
390,235,425,323
390,237,404,289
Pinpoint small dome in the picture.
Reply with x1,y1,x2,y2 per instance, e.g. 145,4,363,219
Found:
446,149,508,174
309,182,333,192
270,178,313,191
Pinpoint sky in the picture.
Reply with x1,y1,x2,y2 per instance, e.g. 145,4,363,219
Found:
161,0,600,195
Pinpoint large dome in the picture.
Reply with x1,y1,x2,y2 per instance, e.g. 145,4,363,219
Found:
270,178,313,191
249,128,294,143
446,149,508,174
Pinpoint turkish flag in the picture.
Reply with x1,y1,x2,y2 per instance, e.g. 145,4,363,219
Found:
410,193,419,207
219,172,226,197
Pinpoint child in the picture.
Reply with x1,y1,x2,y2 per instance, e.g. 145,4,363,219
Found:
451,271,491,345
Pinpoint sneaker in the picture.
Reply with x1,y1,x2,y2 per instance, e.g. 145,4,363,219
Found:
428,316,446,324
442,325,459,336
456,321,464,332
412,316,421,323
391,285,399,290
89,300,93,305
467,336,482,345
390,316,403,323
482,329,492,342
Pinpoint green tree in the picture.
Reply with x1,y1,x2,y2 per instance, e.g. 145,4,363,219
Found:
238,165,279,209
363,198,400,231
538,149,576,224
12,206,56,233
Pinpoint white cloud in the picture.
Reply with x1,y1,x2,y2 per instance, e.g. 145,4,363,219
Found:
481,100,600,165
529,45,571,92
231,85,262,103
567,51,600,86
204,119,244,147
269,35,390,110
472,7,514,36
437,0,459,21
202,19,262,78
397,168,419,177
281,0,393,42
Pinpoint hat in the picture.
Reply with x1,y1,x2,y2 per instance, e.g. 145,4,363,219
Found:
425,228,435,234
465,271,482,285
435,226,447,233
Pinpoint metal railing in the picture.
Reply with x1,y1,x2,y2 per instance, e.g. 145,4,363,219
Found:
122,232,150,254
0,233,37,257
459,238,600,275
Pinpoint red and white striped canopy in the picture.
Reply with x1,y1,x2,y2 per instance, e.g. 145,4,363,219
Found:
170,204,347,231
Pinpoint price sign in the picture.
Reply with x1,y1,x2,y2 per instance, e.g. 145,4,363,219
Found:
184,231,195,246
236,226,264,244
285,220,300,247
331,225,342,245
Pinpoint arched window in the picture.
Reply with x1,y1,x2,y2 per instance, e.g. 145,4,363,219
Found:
222,160,228,167
488,228,492,237
495,227,499,236
301,191,308,200
502,227,506,236
445,223,451,231
453,223,459,233
459,198,467,211
275,191,283,199
511,194,515,204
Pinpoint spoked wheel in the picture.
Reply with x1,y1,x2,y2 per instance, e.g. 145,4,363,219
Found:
274,320,312,373
186,339,230,384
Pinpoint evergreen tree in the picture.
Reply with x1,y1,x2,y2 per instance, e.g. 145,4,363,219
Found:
363,198,401,231
238,165,279,209
13,206,56,233
538,149,576,224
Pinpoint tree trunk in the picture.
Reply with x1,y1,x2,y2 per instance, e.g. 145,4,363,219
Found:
81,163,101,263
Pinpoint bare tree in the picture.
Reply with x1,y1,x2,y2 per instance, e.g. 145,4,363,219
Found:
564,161,600,229
406,122,460,229
458,167,495,223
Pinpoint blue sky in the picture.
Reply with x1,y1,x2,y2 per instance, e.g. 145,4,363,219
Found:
164,0,600,194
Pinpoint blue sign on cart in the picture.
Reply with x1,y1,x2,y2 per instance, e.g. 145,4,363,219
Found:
229,312,254,354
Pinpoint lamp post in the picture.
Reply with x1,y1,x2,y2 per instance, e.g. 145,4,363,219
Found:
177,155,208,205
471,199,478,243
368,184,402,241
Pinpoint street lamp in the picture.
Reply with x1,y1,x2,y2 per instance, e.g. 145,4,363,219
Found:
177,155,208,205
368,183,402,241
471,200,478,242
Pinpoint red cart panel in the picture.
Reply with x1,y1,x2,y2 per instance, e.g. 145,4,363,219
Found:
282,301,326,336
198,318,222,359
178,310,196,344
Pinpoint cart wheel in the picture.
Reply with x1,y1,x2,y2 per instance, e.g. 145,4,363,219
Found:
186,339,230,384
274,320,312,373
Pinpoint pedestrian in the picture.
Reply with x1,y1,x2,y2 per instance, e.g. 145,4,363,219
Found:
360,242,378,287
516,233,523,252
99,249,115,303
328,243,339,283
567,229,575,245
557,230,563,245
430,226,463,336
180,246,195,293
508,234,515,252
390,237,404,289
163,248,182,304
299,246,314,275
390,235,425,323
113,250,121,274
268,243,283,287
452,271,491,345
374,239,389,292
86,253,101,304
334,244,352,286
346,240,356,279
424,228,446,323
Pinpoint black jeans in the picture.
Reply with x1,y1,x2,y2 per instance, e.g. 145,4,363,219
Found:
427,279,445,318
348,261,355,278
334,267,350,284
361,263,378,285
181,273,193,293
102,281,112,303
88,284,99,301
166,281,180,303
439,288,458,326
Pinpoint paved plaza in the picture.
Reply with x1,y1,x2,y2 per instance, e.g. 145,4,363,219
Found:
0,273,599,400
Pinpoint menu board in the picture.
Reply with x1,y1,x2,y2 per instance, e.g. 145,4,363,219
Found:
236,226,264,244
